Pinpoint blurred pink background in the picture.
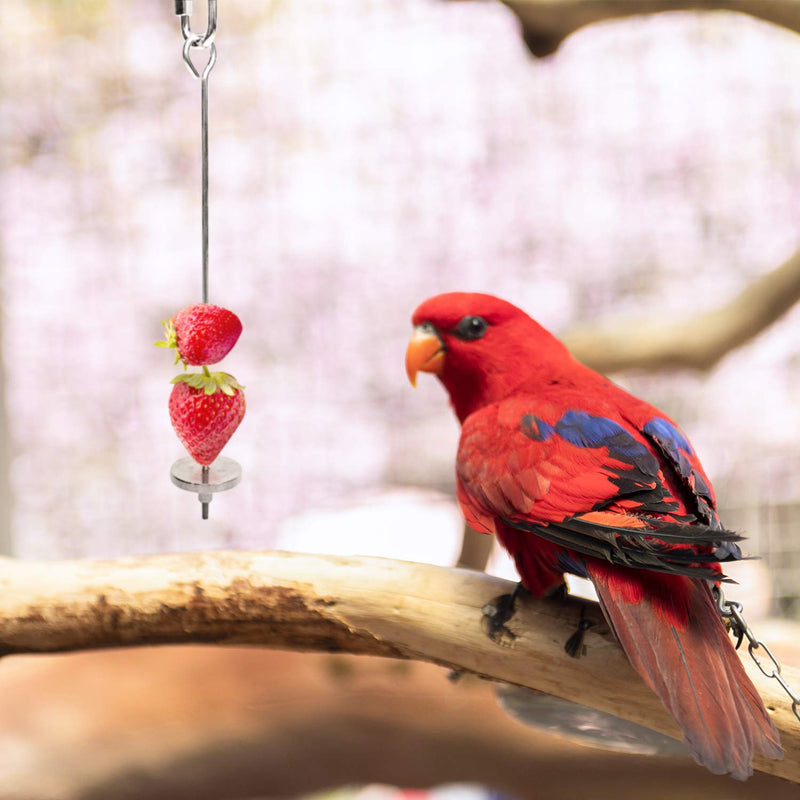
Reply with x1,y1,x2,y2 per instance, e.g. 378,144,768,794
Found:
2,0,800,611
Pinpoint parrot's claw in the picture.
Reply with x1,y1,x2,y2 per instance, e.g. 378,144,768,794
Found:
481,582,529,646
481,597,518,646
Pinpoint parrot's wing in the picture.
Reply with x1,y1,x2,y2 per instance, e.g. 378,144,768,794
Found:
510,513,741,581
640,416,720,527
456,401,740,580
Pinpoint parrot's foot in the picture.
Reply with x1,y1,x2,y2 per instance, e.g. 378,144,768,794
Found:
564,607,595,658
481,582,529,646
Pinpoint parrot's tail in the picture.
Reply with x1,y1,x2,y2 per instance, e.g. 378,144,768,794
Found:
590,564,783,780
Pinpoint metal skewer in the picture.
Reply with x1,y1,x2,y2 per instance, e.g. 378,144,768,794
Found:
170,0,241,519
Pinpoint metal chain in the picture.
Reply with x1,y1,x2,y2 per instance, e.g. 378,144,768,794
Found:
177,0,217,48
713,585,800,724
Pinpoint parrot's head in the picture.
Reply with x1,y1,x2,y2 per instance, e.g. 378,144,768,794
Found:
406,292,572,421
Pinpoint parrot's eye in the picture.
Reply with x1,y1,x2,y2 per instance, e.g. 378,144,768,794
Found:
453,315,488,341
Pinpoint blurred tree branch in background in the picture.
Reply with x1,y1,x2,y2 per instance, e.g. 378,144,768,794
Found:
1,550,798,783
489,0,800,56
564,248,800,373
456,522,494,569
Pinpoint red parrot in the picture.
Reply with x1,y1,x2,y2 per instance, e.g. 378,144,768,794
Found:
405,291,782,780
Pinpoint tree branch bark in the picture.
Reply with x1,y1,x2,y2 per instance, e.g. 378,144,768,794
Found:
1,550,798,782
490,1,800,57
563,249,800,373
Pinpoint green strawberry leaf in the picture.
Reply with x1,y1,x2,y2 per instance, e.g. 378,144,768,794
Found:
155,318,186,366
170,369,245,396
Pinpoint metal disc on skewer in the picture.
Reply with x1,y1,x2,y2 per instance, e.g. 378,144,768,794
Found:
170,456,241,519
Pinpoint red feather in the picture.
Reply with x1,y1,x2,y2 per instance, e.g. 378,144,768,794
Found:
410,292,782,779
591,565,782,777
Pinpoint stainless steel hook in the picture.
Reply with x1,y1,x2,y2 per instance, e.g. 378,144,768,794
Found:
182,35,217,80
176,0,217,48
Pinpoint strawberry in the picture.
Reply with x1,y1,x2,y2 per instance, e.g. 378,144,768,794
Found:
168,369,246,466
157,303,242,366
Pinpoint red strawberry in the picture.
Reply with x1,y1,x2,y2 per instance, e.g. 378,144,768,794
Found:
157,303,242,366
168,369,246,465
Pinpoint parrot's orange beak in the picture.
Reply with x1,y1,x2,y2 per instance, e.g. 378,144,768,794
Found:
405,324,445,387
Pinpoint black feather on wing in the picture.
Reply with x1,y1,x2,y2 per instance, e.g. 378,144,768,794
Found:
642,417,720,528
504,514,743,581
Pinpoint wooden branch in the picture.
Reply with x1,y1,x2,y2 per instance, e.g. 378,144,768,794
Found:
564,249,800,373
488,1,800,57
1,550,798,782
